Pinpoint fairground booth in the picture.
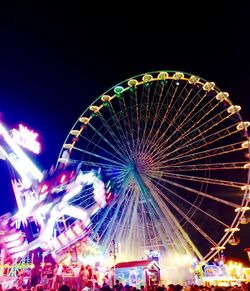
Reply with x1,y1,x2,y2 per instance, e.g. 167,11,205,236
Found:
114,260,161,288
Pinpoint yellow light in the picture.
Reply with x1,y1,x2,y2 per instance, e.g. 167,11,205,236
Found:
224,227,240,232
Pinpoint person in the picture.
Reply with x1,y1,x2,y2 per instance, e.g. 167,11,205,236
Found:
173,285,183,291
167,284,174,291
46,265,53,289
58,284,70,291
29,267,40,288
82,281,92,291
113,280,122,291
17,269,25,288
93,282,101,291
56,264,64,289
73,263,81,290
36,284,44,291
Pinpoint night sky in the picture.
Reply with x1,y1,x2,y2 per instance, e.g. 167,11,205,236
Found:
0,3,249,264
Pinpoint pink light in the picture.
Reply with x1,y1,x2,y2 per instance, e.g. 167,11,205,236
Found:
11,250,27,259
12,124,41,154
5,239,23,249
60,174,66,183
4,232,21,243
41,184,48,193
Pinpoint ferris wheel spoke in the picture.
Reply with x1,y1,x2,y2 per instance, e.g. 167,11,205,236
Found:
178,107,237,151
151,102,232,161
146,83,199,154
136,171,201,255
175,94,220,137
139,202,154,249
150,177,230,228
87,117,132,162
140,209,152,249
131,170,185,251
143,178,204,257
162,171,244,189
157,95,230,161
172,88,206,131
164,124,241,163
140,81,174,155
141,82,168,148
101,187,132,248
113,93,136,156
105,87,139,159
119,189,140,245
103,197,132,246
139,81,174,153
139,198,162,250
87,98,133,160
125,86,145,152
159,188,217,246
72,146,126,167
161,113,239,161
128,89,137,152
146,178,220,246
148,90,212,158
166,142,244,166
95,112,132,161
145,80,177,149
155,174,240,208
140,86,179,151
133,89,142,150
91,196,119,240
161,161,247,172
140,85,152,143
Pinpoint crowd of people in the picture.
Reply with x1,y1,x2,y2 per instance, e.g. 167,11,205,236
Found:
28,262,105,291
0,261,250,291
0,280,250,291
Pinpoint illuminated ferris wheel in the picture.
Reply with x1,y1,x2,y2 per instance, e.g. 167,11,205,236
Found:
57,70,250,265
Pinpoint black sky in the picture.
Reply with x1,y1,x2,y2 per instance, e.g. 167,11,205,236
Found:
0,2,249,264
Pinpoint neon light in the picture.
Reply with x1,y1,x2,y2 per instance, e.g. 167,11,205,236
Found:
41,184,48,193
10,168,107,256
11,250,28,259
5,239,23,249
60,174,66,183
0,123,43,184
12,124,41,154
8,240,27,254
0,263,34,269
4,232,22,243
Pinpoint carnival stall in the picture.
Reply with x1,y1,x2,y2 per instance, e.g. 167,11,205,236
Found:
114,260,161,289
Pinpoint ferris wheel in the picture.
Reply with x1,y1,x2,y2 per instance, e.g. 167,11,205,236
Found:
57,70,250,265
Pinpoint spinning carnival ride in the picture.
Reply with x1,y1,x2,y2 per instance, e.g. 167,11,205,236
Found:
0,122,108,262
56,70,250,267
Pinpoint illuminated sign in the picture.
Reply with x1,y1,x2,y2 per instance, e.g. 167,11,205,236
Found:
12,124,41,154
0,263,35,269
